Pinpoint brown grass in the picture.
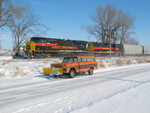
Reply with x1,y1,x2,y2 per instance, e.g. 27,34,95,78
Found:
145,59,150,63
136,58,145,64
115,59,126,66
126,59,133,65
0,72,5,77
99,62,106,68
12,67,26,77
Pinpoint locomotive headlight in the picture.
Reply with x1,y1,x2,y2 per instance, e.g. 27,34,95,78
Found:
51,64,54,68
62,65,66,69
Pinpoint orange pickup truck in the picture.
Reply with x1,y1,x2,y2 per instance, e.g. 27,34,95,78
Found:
43,56,98,78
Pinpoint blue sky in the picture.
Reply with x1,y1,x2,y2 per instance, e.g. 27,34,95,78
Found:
0,0,150,49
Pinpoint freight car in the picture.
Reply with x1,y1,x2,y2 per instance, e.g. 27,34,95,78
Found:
122,45,150,56
122,44,143,55
25,37,122,58
143,46,150,55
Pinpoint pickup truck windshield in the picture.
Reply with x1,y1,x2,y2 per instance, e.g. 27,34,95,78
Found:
62,57,78,63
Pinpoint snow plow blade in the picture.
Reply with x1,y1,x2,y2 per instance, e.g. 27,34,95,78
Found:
43,68,63,75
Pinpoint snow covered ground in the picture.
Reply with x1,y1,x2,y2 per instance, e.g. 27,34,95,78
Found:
0,56,150,113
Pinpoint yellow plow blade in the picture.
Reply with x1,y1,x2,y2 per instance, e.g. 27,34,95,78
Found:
43,68,63,75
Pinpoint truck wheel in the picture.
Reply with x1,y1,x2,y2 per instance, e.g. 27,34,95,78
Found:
69,69,75,78
88,68,93,75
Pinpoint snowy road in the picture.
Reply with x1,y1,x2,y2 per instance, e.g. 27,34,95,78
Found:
0,64,150,113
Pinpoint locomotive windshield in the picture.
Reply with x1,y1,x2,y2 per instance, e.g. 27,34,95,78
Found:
30,37,46,43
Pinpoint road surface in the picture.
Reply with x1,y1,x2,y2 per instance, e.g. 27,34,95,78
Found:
0,63,150,113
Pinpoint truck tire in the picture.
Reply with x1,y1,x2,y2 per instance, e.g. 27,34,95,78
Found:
69,69,75,78
88,68,93,75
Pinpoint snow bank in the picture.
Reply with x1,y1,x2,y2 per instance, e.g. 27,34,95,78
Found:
0,56,150,78
0,58,62,77
0,56,13,60
0,50,14,56
97,56,150,68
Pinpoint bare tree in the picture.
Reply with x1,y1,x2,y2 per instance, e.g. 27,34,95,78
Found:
0,0,23,51
124,37,139,45
0,0,22,29
84,4,137,44
8,4,49,55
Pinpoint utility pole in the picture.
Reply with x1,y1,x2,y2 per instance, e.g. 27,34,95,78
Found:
0,39,1,49
109,30,112,58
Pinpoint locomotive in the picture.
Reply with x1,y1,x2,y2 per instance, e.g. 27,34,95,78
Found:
25,37,150,58
25,37,122,58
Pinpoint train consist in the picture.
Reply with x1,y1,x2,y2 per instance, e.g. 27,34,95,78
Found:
25,37,150,58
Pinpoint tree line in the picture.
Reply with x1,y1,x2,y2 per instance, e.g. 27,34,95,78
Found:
84,4,139,45
0,0,138,55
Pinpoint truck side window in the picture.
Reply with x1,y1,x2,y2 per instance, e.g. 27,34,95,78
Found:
68,58,73,62
78,58,82,62
74,58,78,62
83,58,87,62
